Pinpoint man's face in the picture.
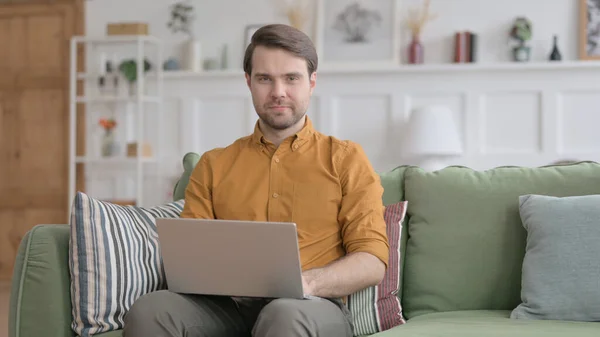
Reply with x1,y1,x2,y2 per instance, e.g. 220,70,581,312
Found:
245,46,316,131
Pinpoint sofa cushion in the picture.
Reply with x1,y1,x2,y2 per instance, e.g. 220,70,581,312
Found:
401,162,600,319
349,201,408,335
511,194,600,321
69,192,184,336
9,225,73,337
173,152,201,201
370,310,600,337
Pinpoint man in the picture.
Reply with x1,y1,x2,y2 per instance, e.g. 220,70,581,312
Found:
124,24,389,337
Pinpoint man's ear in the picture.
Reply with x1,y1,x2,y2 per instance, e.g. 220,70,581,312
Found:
309,71,317,93
245,72,251,89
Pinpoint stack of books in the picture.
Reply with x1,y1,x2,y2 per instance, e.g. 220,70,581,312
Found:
454,31,478,63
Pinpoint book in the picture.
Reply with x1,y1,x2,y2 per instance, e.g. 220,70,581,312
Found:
454,31,478,63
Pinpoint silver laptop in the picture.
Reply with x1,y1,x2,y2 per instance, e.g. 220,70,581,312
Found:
156,218,305,299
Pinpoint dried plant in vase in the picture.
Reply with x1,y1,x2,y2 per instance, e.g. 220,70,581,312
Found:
272,0,312,32
405,0,436,64
167,1,202,71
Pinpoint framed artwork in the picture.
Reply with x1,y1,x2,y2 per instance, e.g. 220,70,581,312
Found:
579,0,600,60
315,0,400,65
244,24,265,49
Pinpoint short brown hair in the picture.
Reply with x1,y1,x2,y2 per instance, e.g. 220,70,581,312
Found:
243,24,318,76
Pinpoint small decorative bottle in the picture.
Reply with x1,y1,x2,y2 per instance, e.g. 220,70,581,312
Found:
549,35,562,61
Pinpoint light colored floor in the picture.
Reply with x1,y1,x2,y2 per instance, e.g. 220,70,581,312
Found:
1,282,9,337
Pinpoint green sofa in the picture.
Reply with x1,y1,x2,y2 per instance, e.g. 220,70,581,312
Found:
9,156,600,337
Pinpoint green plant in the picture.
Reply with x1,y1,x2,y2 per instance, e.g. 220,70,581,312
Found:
510,17,532,46
167,1,195,37
118,59,152,83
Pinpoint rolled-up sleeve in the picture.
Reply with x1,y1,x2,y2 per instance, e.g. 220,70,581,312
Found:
336,142,389,268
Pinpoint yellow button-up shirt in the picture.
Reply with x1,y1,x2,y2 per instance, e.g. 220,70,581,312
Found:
181,116,389,271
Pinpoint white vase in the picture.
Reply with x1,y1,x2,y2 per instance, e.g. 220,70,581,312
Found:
182,38,202,72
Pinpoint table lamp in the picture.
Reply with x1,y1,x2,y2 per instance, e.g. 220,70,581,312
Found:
402,105,463,171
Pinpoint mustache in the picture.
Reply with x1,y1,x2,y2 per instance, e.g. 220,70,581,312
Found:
266,101,293,108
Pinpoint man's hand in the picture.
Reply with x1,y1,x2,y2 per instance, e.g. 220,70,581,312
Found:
300,252,385,299
301,273,313,296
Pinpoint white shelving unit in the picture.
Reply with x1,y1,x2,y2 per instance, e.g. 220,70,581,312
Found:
68,35,164,211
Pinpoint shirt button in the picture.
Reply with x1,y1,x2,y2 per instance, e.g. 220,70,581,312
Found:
293,144,299,150
272,193,279,198
274,157,280,163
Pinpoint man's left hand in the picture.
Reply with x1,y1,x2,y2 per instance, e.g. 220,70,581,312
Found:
301,270,317,296
298,252,385,299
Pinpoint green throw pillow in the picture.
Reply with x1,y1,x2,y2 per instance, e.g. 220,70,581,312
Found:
172,152,201,201
511,194,600,322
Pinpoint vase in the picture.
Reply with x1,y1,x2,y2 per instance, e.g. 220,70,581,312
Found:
101,129,118,157
549,35,562,61
408,35,424,64
513,45,531,62
182,38,202,72
127,81,136,96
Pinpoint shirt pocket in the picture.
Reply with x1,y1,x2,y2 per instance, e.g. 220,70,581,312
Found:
292,182,341,226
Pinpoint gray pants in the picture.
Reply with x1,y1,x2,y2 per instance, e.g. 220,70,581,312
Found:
123,290,354,337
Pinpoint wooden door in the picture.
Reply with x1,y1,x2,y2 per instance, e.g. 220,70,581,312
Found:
0,0,84,281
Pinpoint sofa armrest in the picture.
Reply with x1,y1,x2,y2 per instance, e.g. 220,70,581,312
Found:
9,224,74,337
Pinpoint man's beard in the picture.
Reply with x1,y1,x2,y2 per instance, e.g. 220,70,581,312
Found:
257,102,306,130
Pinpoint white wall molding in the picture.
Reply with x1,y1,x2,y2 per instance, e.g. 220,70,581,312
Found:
157,61,600,173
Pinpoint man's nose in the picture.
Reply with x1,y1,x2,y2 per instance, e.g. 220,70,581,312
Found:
270,81,286,98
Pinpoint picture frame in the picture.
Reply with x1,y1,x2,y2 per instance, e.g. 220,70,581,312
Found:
315,0,401,66
579,0,600,60
244,24,265,49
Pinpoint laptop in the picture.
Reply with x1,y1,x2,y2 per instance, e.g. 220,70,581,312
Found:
156,217,305,299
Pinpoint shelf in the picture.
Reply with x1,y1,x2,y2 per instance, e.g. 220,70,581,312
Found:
75,96,160,103
158,69,245,79
77,72,162,80
75,156,157,164
72,35,161,45
318,60,600,75
155,60,600,79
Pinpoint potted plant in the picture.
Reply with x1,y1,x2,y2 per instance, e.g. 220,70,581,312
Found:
510,17,532,62
167,1,200,71
118,59,152,96
405,0,436,64
99,118,118,157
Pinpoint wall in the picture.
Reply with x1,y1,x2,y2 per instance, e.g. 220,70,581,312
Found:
80,0,600,207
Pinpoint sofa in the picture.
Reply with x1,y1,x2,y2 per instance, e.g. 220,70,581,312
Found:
8,155,600,337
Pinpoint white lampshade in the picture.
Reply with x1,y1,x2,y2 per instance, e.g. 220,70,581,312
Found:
402,105,463,156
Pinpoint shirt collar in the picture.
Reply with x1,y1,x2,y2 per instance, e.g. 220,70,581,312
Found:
251,115,315,146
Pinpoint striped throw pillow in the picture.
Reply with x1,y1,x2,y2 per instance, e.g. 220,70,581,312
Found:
348,201,408,336
69,192,184,336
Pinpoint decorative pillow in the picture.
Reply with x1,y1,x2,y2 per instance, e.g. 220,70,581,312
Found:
69,192,185,336
511,194,600,321
348,200,408,336
172,152,201,201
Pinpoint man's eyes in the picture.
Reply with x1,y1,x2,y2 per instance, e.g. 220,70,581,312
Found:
256,76,299,82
